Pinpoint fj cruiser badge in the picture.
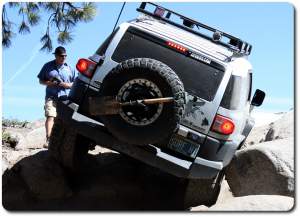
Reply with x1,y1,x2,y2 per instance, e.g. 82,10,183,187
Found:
190,53,211,64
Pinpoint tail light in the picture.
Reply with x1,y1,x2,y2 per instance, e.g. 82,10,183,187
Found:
211,114,235,135
166,41,188,54
76,58,97,78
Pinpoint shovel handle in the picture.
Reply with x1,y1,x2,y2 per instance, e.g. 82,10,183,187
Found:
89,96,175,115
141,97,174,104
121,97,174,106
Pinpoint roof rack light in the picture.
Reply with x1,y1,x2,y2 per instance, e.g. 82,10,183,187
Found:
137,2,252,56
183,19,195,28
154,6,165,17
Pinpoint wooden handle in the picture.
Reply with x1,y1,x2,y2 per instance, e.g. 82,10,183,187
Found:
142,97,174,104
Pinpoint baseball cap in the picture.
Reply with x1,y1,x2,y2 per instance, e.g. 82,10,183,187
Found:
53,46,67,55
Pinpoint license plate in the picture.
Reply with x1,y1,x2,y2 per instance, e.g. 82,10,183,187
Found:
168,136,200,158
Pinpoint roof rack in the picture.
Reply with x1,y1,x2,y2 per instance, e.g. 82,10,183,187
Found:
137,2,252,55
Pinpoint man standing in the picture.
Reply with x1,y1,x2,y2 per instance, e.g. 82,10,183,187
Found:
37,46,76,148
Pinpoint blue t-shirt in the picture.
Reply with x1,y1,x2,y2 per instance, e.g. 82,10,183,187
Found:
37,60,76,100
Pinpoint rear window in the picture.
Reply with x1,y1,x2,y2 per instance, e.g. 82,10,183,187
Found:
96,27,119,56
111,29,225,101
220,74,251,110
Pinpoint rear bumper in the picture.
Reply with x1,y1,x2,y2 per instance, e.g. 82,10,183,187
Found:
57,100,233,179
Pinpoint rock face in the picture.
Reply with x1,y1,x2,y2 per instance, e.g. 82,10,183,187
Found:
2,120,46,173
192,195,294,211
18,151,73,200
225,110,294,198
2,151,72,210
2,110,294,211
2,146,42,174
226,138,294,197
3,119,46,151
244,111,293,147
2,151,192,210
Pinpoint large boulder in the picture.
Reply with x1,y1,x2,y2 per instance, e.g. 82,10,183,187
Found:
2,150,192,210
2,151,73,210
215,180,233,204
192,195,294,211
5,151,72,201
244,111,293,147
226,138,294,197
19,127,46,150
2,145,42,174
2,157,10,174
3,119,46,151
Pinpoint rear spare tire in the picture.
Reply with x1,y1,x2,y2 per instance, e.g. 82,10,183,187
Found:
99,58,185,145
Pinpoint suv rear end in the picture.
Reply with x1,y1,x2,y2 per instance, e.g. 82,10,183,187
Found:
53,2,265,183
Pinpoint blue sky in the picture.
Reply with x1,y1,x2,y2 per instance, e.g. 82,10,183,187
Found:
2,2,294,121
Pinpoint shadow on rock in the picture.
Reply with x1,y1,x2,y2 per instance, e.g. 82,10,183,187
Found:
3,151,189,210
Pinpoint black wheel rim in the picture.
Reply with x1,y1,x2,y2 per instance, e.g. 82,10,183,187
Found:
117,79,163,126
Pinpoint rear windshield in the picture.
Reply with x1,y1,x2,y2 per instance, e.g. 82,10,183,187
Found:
220,74,251,110
111,29,225,101
96,27,119,56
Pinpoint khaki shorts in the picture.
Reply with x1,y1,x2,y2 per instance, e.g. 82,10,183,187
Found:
44,98,57,117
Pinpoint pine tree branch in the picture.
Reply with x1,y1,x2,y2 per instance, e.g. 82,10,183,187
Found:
65,2,78,10
3,2,97,50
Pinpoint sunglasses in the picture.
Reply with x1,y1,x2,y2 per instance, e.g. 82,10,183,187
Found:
58,54,67,57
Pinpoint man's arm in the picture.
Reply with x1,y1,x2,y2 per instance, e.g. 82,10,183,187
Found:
38,63,59,87
39,78,72,89
59,82,73,89
39,79,59,87
59,65,76,89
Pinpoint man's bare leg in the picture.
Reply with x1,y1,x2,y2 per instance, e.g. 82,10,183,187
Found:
45,116,55,147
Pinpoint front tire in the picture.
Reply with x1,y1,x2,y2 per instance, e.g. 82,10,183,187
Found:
48,118,91,172
183,171,225,208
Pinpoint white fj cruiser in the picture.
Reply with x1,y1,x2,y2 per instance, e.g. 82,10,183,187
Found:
49,2,265,207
